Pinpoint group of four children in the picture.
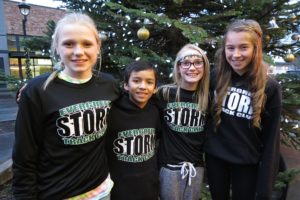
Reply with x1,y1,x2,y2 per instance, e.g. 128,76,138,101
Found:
12,12,281,200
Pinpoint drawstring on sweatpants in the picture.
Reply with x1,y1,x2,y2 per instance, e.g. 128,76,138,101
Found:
167,162,196,186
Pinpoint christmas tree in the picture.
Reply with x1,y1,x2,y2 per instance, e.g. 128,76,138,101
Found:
59,0,300,149
55,0,300,83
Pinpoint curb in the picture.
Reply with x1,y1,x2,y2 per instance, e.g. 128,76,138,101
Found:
0,158,12,185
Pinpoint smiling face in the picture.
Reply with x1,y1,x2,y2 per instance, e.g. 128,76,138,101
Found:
225,31,255,75
124,69,157,108
56,23,100,79
178,55,204,90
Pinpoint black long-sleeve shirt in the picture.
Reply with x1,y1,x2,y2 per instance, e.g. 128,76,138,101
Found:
204,71,282,199
156,87,207,167
12,73,119,199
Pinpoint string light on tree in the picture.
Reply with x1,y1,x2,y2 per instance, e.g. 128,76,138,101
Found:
137,27,150,40
173,0,184,5
290,13,297,23
269,17,279,28
99,31,108,42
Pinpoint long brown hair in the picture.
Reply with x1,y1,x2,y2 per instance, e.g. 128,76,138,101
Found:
213,19,267,129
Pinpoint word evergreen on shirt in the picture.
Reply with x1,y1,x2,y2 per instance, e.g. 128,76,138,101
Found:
57,100,110,145
164,102,206,133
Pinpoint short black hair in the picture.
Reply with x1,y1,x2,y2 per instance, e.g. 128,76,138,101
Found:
124,60,158,86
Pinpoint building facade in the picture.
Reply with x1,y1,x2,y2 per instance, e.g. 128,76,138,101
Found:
1,0,67,79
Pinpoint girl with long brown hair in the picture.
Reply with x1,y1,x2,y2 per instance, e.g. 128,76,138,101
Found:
204,19,282,200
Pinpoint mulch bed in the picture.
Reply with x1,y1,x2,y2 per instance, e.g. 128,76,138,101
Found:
0,180,13,200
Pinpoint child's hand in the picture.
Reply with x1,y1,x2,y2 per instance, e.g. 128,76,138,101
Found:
16,83,27,103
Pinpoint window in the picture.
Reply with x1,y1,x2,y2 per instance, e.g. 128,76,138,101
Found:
9,58,53,79
7,35,17,51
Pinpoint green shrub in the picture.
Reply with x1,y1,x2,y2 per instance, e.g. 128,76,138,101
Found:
274,168,300,191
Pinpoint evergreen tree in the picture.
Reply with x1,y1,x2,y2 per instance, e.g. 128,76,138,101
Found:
57,0,300,82
22,20,55,56
58,0,300,148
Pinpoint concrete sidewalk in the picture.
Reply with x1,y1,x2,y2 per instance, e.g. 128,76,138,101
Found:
0,97,17,185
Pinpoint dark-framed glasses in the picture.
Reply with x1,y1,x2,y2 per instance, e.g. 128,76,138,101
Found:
179,60,204,69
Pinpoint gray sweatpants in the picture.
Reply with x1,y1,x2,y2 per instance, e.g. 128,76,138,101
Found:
159,166,204,200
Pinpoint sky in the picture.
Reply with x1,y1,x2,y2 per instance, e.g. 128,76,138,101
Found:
12,0,300,8
11,0,64,8
11,0,300,8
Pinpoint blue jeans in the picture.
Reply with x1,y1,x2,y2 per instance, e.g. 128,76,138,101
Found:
159,165,204,200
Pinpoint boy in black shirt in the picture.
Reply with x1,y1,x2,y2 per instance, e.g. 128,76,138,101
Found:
106,60,161,200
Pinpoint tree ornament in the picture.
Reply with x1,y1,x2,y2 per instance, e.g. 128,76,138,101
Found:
137,27,150,40
284,53,295,63
264,34,271,42
291,34,299,41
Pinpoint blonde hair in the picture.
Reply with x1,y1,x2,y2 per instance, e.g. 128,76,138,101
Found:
43,13,101,90
213,19,267,129
160,44,210,112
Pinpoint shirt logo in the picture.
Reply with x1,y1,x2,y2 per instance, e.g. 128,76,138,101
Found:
56,101,111,145
164,102,205,133
221,87,253,119
113,128,156,163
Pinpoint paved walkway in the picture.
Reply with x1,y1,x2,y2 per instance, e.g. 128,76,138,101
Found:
0,97,17,185
0,98,18,123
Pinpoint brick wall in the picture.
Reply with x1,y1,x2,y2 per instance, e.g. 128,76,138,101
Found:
4,0,67,36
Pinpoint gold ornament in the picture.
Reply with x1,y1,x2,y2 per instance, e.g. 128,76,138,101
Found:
137,27,150,40
264,34,271,42
291,34,299,41
284,53,295,62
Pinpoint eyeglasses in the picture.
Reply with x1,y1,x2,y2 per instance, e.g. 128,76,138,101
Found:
179,60,204,69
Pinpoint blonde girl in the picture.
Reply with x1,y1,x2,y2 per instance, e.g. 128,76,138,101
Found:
12,13,119,200
157,44,210,200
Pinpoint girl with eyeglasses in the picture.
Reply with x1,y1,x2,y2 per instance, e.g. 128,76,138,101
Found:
156,44,210,200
